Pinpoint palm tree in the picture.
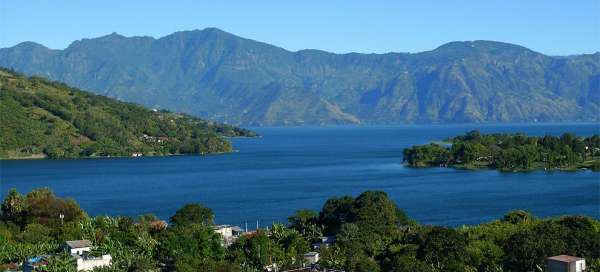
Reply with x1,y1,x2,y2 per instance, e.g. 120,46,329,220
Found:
47,252,76,272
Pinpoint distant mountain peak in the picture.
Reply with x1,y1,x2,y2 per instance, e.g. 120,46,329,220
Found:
1,30,598,125
13,41,50,51
434,40,535,55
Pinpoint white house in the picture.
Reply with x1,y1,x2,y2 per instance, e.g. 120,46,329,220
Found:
65,240,112,271
66,240,92,255
303,252,319,264
213,225,244,246
213,225,234,239
547,255,586,272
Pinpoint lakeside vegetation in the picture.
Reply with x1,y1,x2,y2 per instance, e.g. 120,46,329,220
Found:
403,130,600,172
0,69,256,160
1,188,599,272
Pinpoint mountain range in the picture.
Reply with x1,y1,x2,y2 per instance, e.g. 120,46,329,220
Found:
1,28,599,125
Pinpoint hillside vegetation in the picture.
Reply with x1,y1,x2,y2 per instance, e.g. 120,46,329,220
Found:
1,28,599,125
0,69,256,159
403,130,600,171
1,188,599,271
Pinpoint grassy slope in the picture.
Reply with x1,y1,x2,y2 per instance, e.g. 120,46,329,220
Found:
0,69,256,159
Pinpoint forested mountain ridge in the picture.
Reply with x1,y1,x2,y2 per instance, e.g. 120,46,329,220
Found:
1,28,599,125
0,69,256,159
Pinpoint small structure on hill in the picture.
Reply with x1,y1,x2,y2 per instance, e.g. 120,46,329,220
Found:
23,255,51,272
213,224,244,246
312,236,336,249
66,240,92,255
74,254,112,271
303,252,320,265
65,239,112,271
546,255,586,272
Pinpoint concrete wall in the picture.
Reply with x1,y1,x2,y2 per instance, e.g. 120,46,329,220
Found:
76,255,112,271
215,227,233,239
70,247,91,255
574,260,586,272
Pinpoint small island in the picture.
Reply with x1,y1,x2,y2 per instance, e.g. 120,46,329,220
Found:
0,69,257,159
403,130,600,172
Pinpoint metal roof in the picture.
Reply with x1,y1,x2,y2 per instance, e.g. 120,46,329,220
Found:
547,255,584,263
66,240,92,249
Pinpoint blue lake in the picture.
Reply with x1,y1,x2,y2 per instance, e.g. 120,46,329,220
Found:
1,123,599,227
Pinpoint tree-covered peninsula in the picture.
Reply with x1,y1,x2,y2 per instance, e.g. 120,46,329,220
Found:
1,188,599,271
0,69,256,159
403,130,600,172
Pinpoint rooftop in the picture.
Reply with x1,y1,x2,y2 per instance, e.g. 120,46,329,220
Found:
231,226,243,232
66,239,92,249
213,224,233,229
547,255,585,263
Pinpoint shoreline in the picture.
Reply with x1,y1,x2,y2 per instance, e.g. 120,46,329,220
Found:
404,162,599,173
0,150,234,161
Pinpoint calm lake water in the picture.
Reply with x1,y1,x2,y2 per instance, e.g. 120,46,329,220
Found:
1,123,599,227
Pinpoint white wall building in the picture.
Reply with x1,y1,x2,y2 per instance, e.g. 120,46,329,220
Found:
547,255,586,272
213,225,243,246
303,252,319,264
213,225,234,239
66,240,92,255
75,254,112,271
65,239,112,271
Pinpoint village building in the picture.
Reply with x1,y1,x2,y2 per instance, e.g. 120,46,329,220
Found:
65,240,112,271
66,240,92,255
23,255,52,272
213,224,244,246
312,236,335,249
303,252,319,265
546,255,586,272
74,254,112,271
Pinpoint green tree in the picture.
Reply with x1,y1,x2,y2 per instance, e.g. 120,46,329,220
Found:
158,224,225,270
1,189,27,226
288,209,322,242
503,222,569,272
319,196,354,235
46,252,76,272
416,227,469,271
502,210,533,225
228,230,283,270
169,203,214,226
24,188,86,227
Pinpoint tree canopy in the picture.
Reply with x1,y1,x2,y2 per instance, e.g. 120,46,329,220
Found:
0,69,256,159
1,188,598,272
403,130,600,172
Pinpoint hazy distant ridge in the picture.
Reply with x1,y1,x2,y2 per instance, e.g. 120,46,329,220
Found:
1,28,599,125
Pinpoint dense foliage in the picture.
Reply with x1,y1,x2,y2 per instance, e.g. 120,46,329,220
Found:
0,69,256,159
2,28,599,125
1,188,599,271
403,130,600,171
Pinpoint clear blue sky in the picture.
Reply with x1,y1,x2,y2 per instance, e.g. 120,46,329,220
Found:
1,0,598,55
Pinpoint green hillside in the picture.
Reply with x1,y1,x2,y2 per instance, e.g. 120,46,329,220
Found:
0,69,256,159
